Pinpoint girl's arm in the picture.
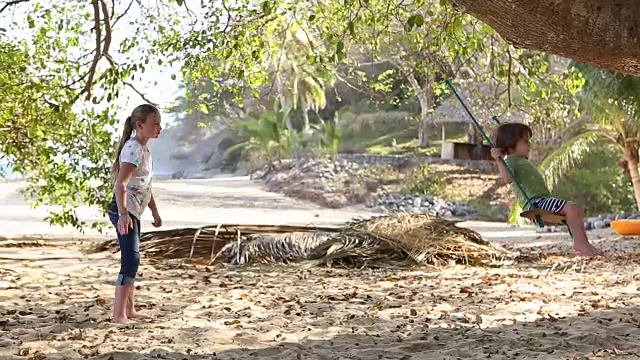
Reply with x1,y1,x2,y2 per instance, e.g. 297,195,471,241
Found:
114,163,136,215
148,193,159,215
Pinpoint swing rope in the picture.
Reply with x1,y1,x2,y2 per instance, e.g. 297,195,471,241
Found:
444,80,536,209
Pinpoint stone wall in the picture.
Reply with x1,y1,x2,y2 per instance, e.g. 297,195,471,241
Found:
337,153,498,173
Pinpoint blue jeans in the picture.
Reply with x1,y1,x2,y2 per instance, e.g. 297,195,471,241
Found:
108,196,141,286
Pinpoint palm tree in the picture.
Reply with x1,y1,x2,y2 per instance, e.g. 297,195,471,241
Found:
270,20,334,133
539,64,640,210
224,107,294,167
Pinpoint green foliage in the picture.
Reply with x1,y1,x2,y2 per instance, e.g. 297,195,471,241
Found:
0,0,164,232
539,130,601,190
312,113,342,158
552,144,635,216
225,108,294,164
403,165,447,196
0,38,117,233
226,107,343,165
4,0,638,232
539,63,640,210
507,197,525,225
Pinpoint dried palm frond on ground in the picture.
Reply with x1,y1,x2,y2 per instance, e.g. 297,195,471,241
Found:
94,213,514,268
302,214,512,268
219,231,336,265
93,224,338,262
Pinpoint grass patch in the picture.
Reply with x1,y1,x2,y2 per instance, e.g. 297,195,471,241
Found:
339,128,416,153
367,139,441,157
341,128,470,157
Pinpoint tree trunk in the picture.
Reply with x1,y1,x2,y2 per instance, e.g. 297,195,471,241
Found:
625,142,640,211
275,73,301,160
300,96,310,132
453,0,640,76
627,159,640,211
406,73,432,148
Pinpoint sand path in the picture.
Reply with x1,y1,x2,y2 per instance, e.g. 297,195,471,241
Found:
0,175,602,245
2,176,638,360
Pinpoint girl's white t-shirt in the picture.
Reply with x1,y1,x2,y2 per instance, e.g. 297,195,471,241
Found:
120,138,153,219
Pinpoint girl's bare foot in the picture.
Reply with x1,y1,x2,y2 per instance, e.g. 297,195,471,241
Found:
127,310,152,320
112,316,136,325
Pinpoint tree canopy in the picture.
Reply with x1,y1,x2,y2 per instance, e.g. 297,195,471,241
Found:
2,0,640,230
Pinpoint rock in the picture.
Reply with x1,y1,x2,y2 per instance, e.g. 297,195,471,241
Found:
615,213,630,220
0,339,17,348
364,180,380,192
171,170,186,179
375,191,479,219
251,156,484,217
23,283,44,290
321,193,349,208
0,281,12,290
593,220,607,229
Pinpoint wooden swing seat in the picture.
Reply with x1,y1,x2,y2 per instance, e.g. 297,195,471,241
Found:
520,208,566,225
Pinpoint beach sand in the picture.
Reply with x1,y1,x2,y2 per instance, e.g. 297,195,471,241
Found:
2,176,640,359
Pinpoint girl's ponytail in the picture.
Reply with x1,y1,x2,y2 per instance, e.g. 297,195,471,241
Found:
111,104,160,181
111,116,134,180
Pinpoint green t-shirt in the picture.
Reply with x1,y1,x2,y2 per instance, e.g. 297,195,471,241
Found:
504,155,551,207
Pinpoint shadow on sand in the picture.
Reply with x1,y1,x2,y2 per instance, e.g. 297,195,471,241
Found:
73,305,640,360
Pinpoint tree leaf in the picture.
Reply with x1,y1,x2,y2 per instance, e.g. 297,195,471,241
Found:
197,104,209,114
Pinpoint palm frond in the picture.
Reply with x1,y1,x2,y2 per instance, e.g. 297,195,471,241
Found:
95,214,514,268
539,131,604,190
220,232,335,265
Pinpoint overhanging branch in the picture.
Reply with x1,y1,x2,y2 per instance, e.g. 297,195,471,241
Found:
453,0,640,76
84,0,102,101
0,0,30,14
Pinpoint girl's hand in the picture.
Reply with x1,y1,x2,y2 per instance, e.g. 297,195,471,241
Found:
490,148,503,160
152,211,162,228
117,213,133,235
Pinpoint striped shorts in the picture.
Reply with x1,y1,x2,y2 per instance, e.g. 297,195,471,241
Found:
530,197,567,214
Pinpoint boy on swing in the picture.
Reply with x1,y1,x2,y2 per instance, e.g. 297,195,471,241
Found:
491,123,602,256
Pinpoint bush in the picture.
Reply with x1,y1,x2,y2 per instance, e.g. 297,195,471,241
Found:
403,165,447,196
552,146,635,216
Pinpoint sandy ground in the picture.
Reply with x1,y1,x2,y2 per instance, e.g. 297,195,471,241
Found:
2,176,640,360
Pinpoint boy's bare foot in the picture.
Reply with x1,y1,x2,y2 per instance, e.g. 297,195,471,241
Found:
112,316,136,325
570,244,604,257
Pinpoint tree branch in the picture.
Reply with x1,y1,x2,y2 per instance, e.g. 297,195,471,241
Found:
112,0,134,27
124,81,159,107
99,0,113,62
453,0,640,76
84,0,102,101
507,47,512,107
0,0,29,14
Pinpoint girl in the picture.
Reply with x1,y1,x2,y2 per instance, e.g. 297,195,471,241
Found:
491,123,602,257
108,104,163,324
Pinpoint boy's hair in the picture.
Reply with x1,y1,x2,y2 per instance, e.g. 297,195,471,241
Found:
111,104,160,179
494,123,532,154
